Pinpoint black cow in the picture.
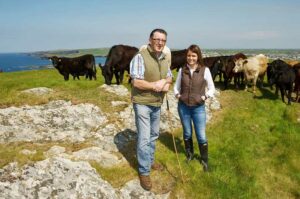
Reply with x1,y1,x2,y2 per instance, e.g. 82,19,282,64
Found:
218,53,247,90
203,56,223,81
101,45,138,85
293,63,300,102
268,59,295,105
50,54,96,81
170,49,187,71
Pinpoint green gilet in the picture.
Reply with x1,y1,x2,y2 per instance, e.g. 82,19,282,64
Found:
131,46,169,107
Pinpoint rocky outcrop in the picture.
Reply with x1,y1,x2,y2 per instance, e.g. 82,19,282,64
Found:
0,158,170,199
0,100,107,143
0,85,221,198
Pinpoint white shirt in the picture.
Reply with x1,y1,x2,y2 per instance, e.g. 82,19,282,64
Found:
174,66,215,98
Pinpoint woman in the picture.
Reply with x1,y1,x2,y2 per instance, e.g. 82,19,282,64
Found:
174,44,215,171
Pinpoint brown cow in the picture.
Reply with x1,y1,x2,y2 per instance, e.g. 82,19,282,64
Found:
101,45,138,85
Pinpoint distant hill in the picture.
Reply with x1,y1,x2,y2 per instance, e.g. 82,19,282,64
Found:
31,48,110,58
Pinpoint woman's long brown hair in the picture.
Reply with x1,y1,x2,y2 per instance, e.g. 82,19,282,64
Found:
187,44,204,67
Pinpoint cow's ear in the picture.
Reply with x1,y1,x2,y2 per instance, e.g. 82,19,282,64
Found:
243,60,248,65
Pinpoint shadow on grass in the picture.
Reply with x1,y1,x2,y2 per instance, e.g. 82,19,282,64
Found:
255,86,279,101
114,129,138,172
159,132,185,156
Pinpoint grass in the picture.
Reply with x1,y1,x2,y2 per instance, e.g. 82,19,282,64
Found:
0,69,299,198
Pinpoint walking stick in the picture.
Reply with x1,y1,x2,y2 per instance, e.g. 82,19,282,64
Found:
166,93,184,183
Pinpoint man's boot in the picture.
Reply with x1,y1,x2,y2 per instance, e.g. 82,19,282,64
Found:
139,174,152,191
199,142,208,172
184,138,194,163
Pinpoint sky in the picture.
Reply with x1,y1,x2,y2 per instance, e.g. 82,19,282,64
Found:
0,0,299,53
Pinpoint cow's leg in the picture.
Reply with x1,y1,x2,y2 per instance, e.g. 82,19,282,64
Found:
223,74,228,90
244,76,250,92
219,72,222,83
287,83,294,105
88,71,93,80
279,86,285,103
234,74,239,89
125,69,131,83
287,87,292,105
115,71,120,85
296,86,299,102
253,83,256,94
244,80,248,91
260,74,265,88
238,73,244,88
253,75,259,94
244,72,248,91
120,70,124,84
275,85,279,96
64,73,69,81
88,69,96,80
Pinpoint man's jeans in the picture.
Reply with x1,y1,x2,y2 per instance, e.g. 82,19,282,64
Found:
133,103,161,175
178,101,207,144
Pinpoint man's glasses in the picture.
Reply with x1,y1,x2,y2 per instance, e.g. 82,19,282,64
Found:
152,38,166,43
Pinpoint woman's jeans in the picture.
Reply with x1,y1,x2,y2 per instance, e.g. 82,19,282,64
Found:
178,101,207,144
133,103,161,175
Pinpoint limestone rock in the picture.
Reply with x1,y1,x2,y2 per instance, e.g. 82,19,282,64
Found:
21,87,54,95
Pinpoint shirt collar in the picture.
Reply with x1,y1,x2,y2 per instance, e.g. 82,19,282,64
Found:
147,45,166,60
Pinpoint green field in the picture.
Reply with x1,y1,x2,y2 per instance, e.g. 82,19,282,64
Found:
0,69,299,198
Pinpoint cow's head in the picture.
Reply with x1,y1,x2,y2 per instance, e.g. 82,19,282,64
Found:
49,56,62,69
233,58,247,73
99,64,113,85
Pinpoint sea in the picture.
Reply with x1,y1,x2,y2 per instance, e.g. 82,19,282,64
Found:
0,53,106,72
0,49,299,72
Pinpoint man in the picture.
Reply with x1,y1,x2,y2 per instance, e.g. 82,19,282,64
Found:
130,28,172,191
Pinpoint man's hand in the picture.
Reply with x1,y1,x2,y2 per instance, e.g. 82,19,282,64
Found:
162,83,170,92
153,79,167,92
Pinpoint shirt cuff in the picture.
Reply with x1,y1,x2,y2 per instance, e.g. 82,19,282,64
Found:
130,74,144,80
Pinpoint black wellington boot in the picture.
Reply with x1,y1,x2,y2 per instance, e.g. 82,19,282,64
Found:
184,138,194,163
199,142,208,172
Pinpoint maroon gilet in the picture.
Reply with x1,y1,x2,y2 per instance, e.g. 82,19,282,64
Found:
179,64,207,106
